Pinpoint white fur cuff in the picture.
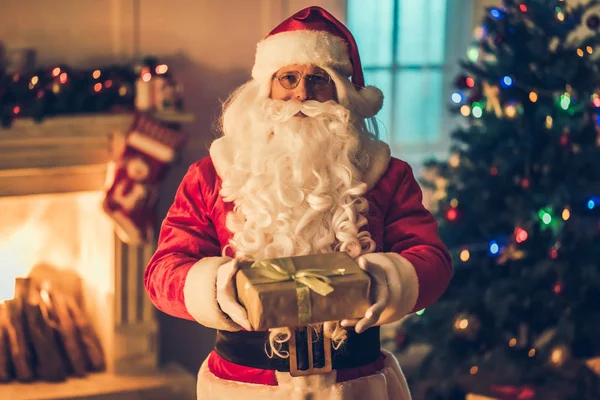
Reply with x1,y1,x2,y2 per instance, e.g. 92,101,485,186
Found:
377,253,420,325
184,256,240,331
252,30,353,80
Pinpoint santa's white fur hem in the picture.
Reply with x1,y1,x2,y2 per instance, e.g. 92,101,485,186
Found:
184,257,240,331
196,349,412,400
252,30,352,81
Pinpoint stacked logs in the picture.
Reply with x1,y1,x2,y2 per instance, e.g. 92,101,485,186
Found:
0,278,105,383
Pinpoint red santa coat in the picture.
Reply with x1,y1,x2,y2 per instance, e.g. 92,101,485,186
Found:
144,145,452,399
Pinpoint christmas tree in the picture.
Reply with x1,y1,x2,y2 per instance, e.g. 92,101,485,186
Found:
399,1,600,399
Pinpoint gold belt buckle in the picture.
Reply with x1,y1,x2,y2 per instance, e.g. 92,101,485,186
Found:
289,324,332,377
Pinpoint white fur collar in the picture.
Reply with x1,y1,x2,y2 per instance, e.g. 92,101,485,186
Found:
209,135,391,191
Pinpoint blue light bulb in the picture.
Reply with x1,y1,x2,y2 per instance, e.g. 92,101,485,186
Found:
501,76,513,88
490,8,502,19
451,92,463,103
489,241,500,255
588,199,596,210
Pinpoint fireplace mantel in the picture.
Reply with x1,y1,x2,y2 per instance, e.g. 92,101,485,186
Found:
0,113,133,197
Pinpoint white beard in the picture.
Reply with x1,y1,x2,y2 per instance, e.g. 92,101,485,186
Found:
219,96,376,261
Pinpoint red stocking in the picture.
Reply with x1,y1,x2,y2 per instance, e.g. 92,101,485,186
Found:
103,114,185,244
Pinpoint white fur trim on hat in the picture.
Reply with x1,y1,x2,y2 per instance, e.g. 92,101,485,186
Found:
183,256,241,331
252,30,353,80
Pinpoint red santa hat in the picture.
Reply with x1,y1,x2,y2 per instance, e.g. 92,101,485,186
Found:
251,6,384,118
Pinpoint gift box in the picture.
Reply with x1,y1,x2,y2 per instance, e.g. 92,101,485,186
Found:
236,252,371,330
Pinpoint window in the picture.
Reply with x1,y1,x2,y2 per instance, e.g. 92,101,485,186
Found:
347,0,472,164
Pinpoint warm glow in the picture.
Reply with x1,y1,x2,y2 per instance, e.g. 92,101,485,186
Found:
60,72,68,84
509,338,517,347
450,198,459,208
40,287,51,305
587,46,593,54
529,91,538,102
528,348,536,357
94,83,103,92
0,191,113,303
93,69,102,79
545,116,553,129
142,72,152,82
460,105,471,116
470,366,479,375
31,76,39,85
505,105,517,118
52,67,61,77
551,347,565,365
105,80,113,88
460,250,470,262
577,48,584,57
562,208,570,220
155,64,168,74
449,153,461,168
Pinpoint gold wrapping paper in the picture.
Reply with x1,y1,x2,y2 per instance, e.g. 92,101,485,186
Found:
236,252,371,330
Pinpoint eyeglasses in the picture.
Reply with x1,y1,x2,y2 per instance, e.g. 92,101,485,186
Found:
274,71,332,90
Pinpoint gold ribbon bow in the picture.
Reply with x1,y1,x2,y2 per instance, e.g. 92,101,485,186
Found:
251,257,346,325
251,258,335,296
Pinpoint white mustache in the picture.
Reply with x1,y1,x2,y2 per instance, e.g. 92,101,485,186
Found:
261,99,349,123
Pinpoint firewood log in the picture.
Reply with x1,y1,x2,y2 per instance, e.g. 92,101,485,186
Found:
4,298,34,381
47,288,88,377
0,303,13,382
18,278,68,382
65,296,106,371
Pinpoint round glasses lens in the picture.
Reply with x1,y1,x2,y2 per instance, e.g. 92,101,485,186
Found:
278,72,301,89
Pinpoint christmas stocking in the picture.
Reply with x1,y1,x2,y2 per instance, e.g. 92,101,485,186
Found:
103,114,185,245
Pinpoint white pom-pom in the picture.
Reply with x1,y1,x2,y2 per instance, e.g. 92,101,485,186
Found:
355,85,384,118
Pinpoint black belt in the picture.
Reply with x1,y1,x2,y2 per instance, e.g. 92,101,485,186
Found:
215,326,381,372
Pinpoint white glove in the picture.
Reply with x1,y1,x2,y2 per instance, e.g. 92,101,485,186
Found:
341,253,391,334
216,258,252,331
341,252,419,333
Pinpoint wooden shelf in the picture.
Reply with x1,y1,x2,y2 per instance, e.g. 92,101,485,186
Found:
0,364,196,400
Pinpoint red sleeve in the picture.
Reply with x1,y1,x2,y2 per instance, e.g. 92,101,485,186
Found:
383,161,453,312
144,161,222,321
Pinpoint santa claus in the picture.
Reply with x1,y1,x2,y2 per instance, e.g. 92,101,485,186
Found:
145,6,452,400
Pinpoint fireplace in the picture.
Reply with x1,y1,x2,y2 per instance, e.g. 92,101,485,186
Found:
0,115,195,399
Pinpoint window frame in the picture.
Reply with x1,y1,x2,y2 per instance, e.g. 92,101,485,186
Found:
346,0,473,164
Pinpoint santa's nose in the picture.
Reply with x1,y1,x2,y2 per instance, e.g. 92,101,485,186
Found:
293,79,312,101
